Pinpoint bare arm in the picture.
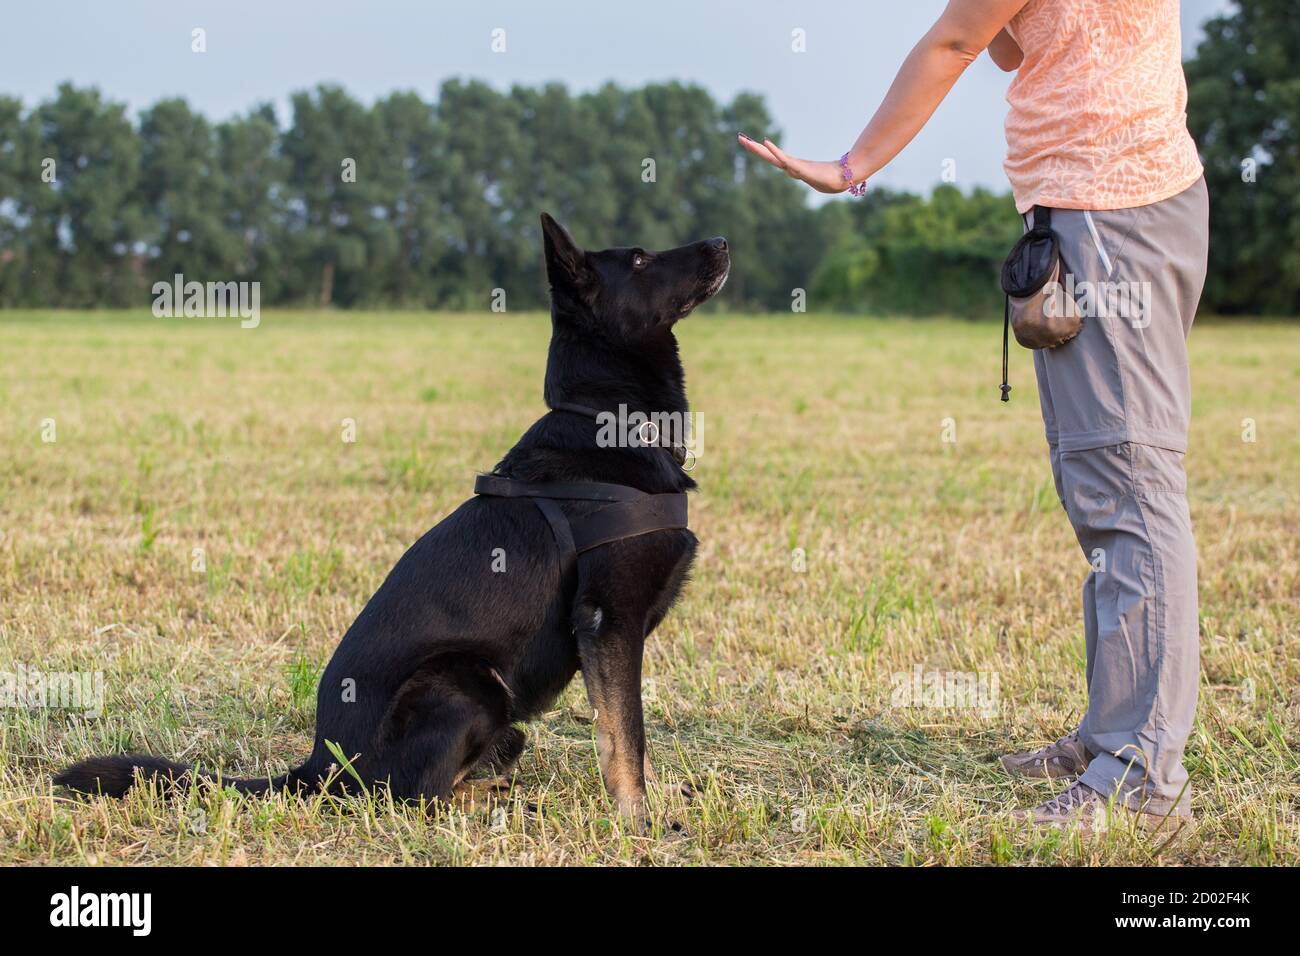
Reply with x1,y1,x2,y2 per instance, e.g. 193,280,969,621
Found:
739,0,1030,193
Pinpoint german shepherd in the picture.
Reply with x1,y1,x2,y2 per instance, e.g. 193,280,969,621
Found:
56,213,729,821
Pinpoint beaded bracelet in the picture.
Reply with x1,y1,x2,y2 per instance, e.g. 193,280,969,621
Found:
839,153,868,197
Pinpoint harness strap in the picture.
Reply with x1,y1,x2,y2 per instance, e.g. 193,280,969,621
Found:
531,496,577,579
474,474,645,502
1000,294,1012,403
474,474,689,563
566,494,688,553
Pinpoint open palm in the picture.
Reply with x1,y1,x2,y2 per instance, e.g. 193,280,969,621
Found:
737,133,849,194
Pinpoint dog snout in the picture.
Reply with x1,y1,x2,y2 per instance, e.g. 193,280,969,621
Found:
708,237,727,254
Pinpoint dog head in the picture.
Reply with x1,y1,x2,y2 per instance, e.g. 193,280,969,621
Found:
540,212,729,341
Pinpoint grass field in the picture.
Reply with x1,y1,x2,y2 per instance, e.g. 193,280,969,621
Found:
0,309,1296,866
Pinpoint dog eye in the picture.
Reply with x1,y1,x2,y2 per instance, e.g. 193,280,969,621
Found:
631,252,648,270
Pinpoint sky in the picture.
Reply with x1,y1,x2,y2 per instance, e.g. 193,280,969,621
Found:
1,0,1233,196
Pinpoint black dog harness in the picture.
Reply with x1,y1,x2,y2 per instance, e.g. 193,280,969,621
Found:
473,403,690,576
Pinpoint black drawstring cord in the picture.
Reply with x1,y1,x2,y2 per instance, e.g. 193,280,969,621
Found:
1000,294,1012,402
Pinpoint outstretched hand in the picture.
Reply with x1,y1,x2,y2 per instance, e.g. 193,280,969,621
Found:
737,133,853,194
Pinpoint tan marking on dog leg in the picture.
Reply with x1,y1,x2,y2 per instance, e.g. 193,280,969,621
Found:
590,701,647,819
643,750,659,788
576,623,649,822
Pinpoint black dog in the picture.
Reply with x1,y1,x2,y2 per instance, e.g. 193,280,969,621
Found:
56,213,729,821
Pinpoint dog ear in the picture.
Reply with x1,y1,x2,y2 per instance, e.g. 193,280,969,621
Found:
540,212,592,292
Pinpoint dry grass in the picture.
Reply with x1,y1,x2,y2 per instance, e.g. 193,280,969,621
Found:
0,309,1295,865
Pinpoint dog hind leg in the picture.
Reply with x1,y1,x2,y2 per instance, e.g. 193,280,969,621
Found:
376,653,512,805
467,724,527,779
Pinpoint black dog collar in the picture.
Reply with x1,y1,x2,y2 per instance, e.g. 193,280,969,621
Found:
549,401,691,469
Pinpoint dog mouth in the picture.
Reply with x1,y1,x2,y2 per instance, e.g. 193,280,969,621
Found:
674,262,731,319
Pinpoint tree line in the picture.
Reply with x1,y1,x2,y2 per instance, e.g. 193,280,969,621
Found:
0,1,1293,317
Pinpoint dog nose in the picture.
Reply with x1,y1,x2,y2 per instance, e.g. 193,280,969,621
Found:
709,237,727,253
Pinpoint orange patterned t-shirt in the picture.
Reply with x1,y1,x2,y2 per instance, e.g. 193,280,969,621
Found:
1003,0,1203,213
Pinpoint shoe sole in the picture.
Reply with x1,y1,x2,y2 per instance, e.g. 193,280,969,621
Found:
1017,811,1194,839
999,753,1086,780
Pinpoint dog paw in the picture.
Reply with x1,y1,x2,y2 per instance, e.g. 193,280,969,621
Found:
650,775,697,802
626,814,687,838
450,776,512,811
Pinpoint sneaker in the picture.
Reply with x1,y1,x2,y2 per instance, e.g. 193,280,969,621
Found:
1014,782,1192,836
1000,730,1093,779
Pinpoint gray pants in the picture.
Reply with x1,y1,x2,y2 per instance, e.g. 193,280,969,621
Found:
1029,178,1209,815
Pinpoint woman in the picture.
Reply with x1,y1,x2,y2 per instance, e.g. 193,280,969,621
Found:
742,0,1208,833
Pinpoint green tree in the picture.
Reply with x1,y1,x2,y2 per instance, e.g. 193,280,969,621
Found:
368,91,443,306
25,84,146,307
1186,0,1300,314
138,98,238,284
505,82,614,308
282,85,383,306
433,79,527,309
0,95,30,304
217,104,290,300
720,91,820,310
4,70,1288,318
811,185,1018,317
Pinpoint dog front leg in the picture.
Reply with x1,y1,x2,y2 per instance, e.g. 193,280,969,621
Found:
575,610,648,822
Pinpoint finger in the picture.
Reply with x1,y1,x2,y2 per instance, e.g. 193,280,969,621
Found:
763,139,796,168
763,140,803,179
737,134,782,167
764,142,812,182
738,133,778,163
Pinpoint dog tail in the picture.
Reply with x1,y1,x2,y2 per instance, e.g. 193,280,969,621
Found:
54,753,308,799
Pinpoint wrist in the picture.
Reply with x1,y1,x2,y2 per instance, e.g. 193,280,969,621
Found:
838,152,869,196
